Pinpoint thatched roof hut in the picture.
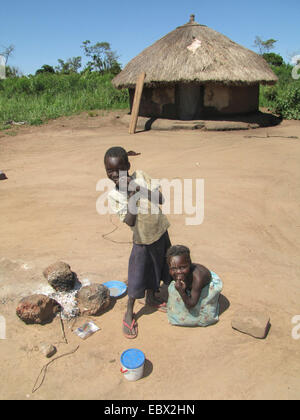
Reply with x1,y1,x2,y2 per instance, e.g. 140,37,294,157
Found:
113,15,278,120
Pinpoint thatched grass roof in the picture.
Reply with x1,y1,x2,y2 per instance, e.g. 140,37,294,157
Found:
113,15,278,89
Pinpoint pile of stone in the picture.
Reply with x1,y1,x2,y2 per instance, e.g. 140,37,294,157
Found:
76,283,110,316
16,294,61,325
43,261,75,292
16,261,110,325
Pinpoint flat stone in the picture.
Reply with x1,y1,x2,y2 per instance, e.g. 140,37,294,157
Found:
231,309,270,339
249,123,260,129
205,121,250,131
76,284,110,316
43,261,75,292
16,294,61,325
39,343,57,358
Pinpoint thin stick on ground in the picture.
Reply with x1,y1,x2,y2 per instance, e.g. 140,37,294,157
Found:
32,346,80,394
59,312,68,344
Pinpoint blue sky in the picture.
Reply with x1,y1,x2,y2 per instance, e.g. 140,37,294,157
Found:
1,0,299,75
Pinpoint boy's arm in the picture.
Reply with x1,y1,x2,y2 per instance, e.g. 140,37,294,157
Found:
130,171,164,205
123,174,164,226
147,188,164,205
124,189,163,227
131,181,164,205
124,190,138,227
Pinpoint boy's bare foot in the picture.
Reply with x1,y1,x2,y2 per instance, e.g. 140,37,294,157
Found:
123,312,138,339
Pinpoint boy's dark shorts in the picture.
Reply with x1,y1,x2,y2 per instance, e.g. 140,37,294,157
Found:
127,231,171,299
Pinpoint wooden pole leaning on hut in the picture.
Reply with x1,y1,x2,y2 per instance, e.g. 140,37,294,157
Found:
129,72,146,134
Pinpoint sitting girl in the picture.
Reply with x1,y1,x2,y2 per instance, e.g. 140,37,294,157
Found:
166,245,223,327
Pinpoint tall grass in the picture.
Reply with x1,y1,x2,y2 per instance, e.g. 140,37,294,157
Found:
0,72,129,125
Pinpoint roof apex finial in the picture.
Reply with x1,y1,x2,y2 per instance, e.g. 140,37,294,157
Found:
189,14,195,23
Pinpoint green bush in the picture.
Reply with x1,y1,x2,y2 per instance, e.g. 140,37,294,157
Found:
273,85,300,119
260,62,300,119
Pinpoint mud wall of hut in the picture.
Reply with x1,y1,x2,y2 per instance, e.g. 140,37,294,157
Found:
203,84,259,115
129,87,177,119
129,83,259,120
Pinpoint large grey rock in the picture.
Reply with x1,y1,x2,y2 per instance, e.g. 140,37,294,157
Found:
16,294,61,325
43,261,75,292
76,284,110,316
231,309,270,339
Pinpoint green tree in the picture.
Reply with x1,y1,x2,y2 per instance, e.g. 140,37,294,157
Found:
81,40,121,75
263,53,284,67
254,36,277,55
55,56,82,74
35,64,55,75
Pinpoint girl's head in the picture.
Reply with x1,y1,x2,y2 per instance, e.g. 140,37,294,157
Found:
104,146,130,187
166,245,192,282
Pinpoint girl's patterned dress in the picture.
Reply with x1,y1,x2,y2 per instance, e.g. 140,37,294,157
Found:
167,271,223,327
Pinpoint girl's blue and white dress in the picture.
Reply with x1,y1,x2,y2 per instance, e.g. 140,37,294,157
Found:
167,271,223,327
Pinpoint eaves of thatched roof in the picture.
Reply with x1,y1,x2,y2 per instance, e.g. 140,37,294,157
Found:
113,15,278,89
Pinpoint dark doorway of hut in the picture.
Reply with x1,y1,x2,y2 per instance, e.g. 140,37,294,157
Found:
177,83,204,120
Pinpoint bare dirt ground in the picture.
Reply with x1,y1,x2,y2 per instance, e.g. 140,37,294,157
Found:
0,110,300,400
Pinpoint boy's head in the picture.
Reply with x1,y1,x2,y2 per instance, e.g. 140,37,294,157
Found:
166,245,192,281
104,147,129,166
104,146,130,187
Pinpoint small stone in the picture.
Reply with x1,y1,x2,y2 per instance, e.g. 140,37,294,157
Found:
16,294,61,325
43,261,75,292
231,309,270,339
76,284,110,316
39,343,57,358
0,171,7,180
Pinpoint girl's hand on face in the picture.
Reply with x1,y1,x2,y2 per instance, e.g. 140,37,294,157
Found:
175,280,186,293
